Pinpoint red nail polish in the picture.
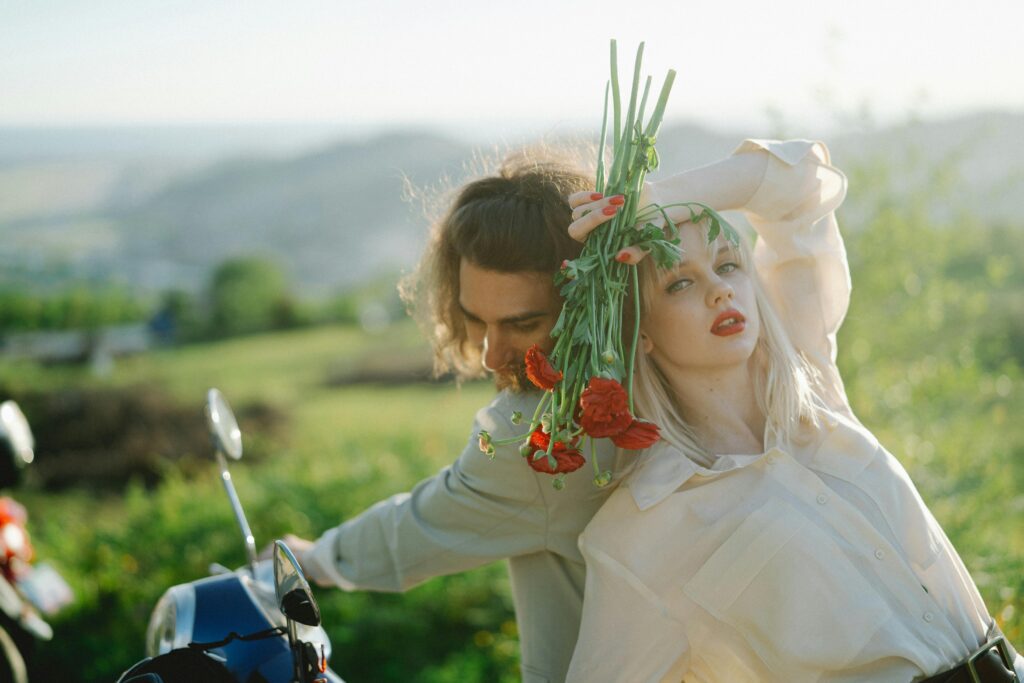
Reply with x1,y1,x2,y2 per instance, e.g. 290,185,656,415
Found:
602,206,618,216
608,195,625,206
615,251,630,263
590,192,603,201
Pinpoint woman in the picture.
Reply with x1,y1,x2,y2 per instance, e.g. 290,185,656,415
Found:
562,140,1023,682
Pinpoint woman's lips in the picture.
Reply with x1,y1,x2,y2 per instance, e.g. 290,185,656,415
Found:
711,309,746,337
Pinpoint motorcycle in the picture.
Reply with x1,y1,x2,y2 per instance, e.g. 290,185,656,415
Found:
118,389,342,683
0,400,74,683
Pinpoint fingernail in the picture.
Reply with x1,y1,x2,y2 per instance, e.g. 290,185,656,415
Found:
615,250,630,263
602,206,618,216
608,195,625,206
590,192,603,201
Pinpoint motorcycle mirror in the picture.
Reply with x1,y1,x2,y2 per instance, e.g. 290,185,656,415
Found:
204,389,242,460
273,540,321,627
0,401,35,466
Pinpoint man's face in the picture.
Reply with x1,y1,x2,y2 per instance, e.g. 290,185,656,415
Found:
458,260,562,391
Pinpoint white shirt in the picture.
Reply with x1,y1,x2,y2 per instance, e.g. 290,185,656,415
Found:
566,140,1024,682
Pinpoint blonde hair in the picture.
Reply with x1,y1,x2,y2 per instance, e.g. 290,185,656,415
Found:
631,224,824,467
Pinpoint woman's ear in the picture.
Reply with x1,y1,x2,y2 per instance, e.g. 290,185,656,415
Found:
640,330,654,355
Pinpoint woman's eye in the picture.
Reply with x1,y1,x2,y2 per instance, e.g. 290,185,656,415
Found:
666,278,693,293
513,323,540,333
717,262,738,274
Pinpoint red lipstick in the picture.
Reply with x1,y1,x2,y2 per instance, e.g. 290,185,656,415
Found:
711,309,746,337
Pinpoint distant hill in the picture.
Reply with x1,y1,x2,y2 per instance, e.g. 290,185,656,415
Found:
0,112,1021,295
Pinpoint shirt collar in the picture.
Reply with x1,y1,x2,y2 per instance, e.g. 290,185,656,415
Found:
627,441,783,511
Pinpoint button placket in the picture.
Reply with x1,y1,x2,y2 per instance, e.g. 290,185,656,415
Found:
785,453,951,636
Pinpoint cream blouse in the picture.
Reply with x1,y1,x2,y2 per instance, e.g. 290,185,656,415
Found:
566,140,1024,682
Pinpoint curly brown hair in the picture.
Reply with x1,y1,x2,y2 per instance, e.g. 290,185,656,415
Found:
400,148,593,381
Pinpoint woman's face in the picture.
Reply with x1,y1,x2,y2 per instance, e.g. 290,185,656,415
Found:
640,224,760,377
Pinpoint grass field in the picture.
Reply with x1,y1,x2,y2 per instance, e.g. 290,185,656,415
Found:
5,314,1019,681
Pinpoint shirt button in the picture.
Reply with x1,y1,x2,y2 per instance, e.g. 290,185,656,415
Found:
923,612,934,623
874,549,885,560
816,494,828,505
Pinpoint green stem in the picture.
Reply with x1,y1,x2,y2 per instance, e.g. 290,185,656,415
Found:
596,81,610,193
610,40,621,152
627,264,640,414
528,391,551,431
643,69,677,139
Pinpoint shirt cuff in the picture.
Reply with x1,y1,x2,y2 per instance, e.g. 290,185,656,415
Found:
305,526,358,590
732,138,824,167
731,138,845,225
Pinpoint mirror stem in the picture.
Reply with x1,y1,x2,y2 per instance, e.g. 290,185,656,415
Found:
215,451,258,575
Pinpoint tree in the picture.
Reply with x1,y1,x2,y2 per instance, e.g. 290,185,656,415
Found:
208,257,289,337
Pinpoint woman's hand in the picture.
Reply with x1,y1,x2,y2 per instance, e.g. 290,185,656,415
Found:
567,190,650,265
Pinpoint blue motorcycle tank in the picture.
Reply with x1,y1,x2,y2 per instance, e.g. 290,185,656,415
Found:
191,573,293,682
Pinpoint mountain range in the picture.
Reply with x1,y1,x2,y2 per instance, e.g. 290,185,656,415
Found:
1,112,1021,296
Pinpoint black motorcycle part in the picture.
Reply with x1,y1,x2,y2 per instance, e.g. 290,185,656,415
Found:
280,588,320,627
117,648,235,683
189,626,286,651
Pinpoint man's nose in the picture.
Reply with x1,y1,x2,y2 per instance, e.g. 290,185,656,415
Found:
481,331,516,372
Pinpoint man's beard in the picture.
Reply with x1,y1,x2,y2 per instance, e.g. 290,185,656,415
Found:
494,361,532,392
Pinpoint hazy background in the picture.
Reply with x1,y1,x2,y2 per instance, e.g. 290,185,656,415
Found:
2,0,1023,299
2,2,1023,681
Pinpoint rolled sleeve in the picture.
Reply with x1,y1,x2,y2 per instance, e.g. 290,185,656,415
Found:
733,139,854,417
305,392,548,591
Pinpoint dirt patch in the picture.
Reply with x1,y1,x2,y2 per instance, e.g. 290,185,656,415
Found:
0,384,286,490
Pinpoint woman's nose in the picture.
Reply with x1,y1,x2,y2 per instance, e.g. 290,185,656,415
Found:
706,277,734,307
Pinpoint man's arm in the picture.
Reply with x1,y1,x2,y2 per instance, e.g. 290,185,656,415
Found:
302,391,554,591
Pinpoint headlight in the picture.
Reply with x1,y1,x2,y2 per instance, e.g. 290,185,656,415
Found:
145,584,196,656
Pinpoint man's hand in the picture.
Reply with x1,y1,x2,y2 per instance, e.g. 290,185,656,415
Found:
257,533,316,574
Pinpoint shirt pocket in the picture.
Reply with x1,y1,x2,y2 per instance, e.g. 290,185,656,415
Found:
683,496,891,681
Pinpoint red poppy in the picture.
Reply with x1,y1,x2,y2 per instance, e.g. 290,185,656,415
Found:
526,429,585,474
579,377,633,438
611,418,661,449
525,344,563,391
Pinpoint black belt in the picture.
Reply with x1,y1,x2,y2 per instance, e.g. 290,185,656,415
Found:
921,635,1018,683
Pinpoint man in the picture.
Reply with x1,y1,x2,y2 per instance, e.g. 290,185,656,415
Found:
285,151,622,683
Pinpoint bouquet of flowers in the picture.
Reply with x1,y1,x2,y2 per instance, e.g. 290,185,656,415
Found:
480,41,737,489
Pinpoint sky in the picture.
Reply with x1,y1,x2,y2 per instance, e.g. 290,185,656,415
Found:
2,0,1023,137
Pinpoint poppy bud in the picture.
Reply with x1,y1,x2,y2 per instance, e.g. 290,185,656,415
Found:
594,470,613,487
477,430,492,453
511,411,522,425
552,475,566,491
